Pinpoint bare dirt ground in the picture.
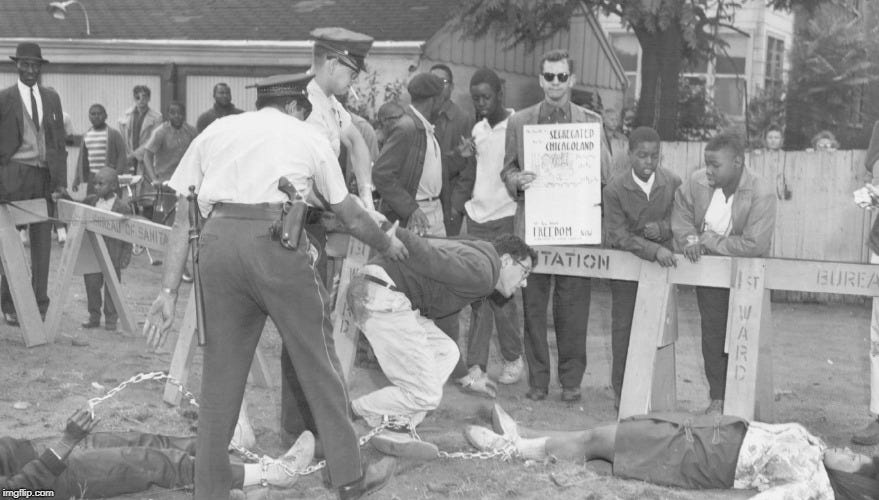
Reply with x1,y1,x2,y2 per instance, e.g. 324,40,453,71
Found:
0,242,876,499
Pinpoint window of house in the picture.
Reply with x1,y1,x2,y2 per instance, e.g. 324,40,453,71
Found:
765,36,785,90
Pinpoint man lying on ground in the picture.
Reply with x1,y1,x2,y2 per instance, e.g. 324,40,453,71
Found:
347,230,536,460
0,409,314,498
465,404,879,500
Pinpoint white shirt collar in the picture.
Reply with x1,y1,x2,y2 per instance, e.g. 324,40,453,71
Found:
631,170,655,198
409,105,435,134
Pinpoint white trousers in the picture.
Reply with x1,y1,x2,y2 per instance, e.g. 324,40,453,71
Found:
350,265,460,427
871,252,879,414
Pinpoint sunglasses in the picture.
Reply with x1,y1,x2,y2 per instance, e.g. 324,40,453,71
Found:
542,72,570,83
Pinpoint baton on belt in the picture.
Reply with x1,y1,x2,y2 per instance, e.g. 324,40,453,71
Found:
187,186,207,347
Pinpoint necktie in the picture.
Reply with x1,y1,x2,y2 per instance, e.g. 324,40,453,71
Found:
30,86,39,131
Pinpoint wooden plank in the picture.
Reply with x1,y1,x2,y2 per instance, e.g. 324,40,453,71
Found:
651,286,678,412
0,205,47,347
164,290,199,406
534,246,642,281
45,217,87,341
723,258,770,420
57,200,171,252
6,198,48,225
332,237,371,383
618,264,673,419
765,259,879,297
87,231,136,335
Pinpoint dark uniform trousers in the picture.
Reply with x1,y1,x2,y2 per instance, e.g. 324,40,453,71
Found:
696,286,731,401
195,208,361,499
0,164,52,315
522,274,591,390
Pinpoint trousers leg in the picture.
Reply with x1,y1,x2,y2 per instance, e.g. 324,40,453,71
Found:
102,266,121,324
554,275,591,389
280,344,317,436
435,312,466,378
81,431,196,455
696,286,730,401
258,240,361,488
51,447,219,498
350,270,460,426
870,252,879,415
492,290,522,362
466,297,494,370
522,273,552,390
610,280,638,399
194,219,268,500
28,221,51,314
83,273,103,321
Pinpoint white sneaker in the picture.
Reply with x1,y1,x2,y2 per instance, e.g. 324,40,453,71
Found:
19,229,28,247
464,425,512,452
458,366,497,398
498,357,524,385
263,430,315,488
491,404,520,440
56,227,67,244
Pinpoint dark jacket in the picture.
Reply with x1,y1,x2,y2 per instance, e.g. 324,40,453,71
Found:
84,194,133,269
76,126,128,181
434,100,476,233
500,101,611,239
671,168,776,257
372,228,500,320
196,103,244,134
603,167,682,261
0,84,68,191
373,106,428,225
0,437,67,490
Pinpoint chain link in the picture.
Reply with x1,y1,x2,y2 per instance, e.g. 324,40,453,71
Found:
87,371,518,479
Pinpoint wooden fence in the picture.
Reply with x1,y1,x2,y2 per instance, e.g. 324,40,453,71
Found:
632,143,876,303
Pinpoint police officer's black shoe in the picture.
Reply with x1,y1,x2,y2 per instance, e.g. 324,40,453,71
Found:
337,457,397,500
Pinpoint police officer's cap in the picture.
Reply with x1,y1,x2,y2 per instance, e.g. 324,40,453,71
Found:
247,73,311,98
310,27,373,73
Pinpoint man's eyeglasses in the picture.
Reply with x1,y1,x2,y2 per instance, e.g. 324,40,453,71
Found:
513,258,532,278
542,72,570,83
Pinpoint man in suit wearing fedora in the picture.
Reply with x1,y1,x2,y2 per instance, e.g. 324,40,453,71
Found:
501,49,611,403
0,42,68,325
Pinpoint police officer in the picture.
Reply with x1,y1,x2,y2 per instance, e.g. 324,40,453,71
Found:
142,73,406,500
280,26,376,450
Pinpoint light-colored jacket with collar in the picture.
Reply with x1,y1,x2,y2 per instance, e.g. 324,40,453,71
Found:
500,101,611,239
117,106,163,162
671,167,777,256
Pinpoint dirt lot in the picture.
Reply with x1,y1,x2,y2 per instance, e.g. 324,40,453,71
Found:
0,241,876,499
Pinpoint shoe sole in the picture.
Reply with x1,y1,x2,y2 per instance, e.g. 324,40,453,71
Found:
371,436,438,460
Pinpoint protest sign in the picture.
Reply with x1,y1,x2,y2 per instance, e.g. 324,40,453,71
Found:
523,122,602,245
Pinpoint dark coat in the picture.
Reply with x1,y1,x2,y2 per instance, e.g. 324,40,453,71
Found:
0,84,68,191
373,106,428,226
0,437,66,490
372,228,500,320
84,194,133,269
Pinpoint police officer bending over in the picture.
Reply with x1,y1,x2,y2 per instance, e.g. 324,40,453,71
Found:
142,73,407,500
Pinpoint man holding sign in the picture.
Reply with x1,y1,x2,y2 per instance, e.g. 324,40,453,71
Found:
501,49,611,402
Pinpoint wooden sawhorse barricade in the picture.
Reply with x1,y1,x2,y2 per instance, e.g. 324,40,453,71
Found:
0,199,51,347
50,200,270,405
534,246,879,421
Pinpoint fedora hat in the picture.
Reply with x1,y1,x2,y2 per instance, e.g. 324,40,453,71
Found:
10,43,48,64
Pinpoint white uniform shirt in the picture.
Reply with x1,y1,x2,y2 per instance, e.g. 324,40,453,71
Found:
464,112,516,223
17,79,43,126
409,105,442,200
306,79,351,157
703,188,734,236
168,107,349,218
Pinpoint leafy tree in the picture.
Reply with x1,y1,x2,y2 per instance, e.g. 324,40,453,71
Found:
455,0,822,140
784,2,879,149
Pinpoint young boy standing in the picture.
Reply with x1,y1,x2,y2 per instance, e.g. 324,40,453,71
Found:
82,167,132,331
